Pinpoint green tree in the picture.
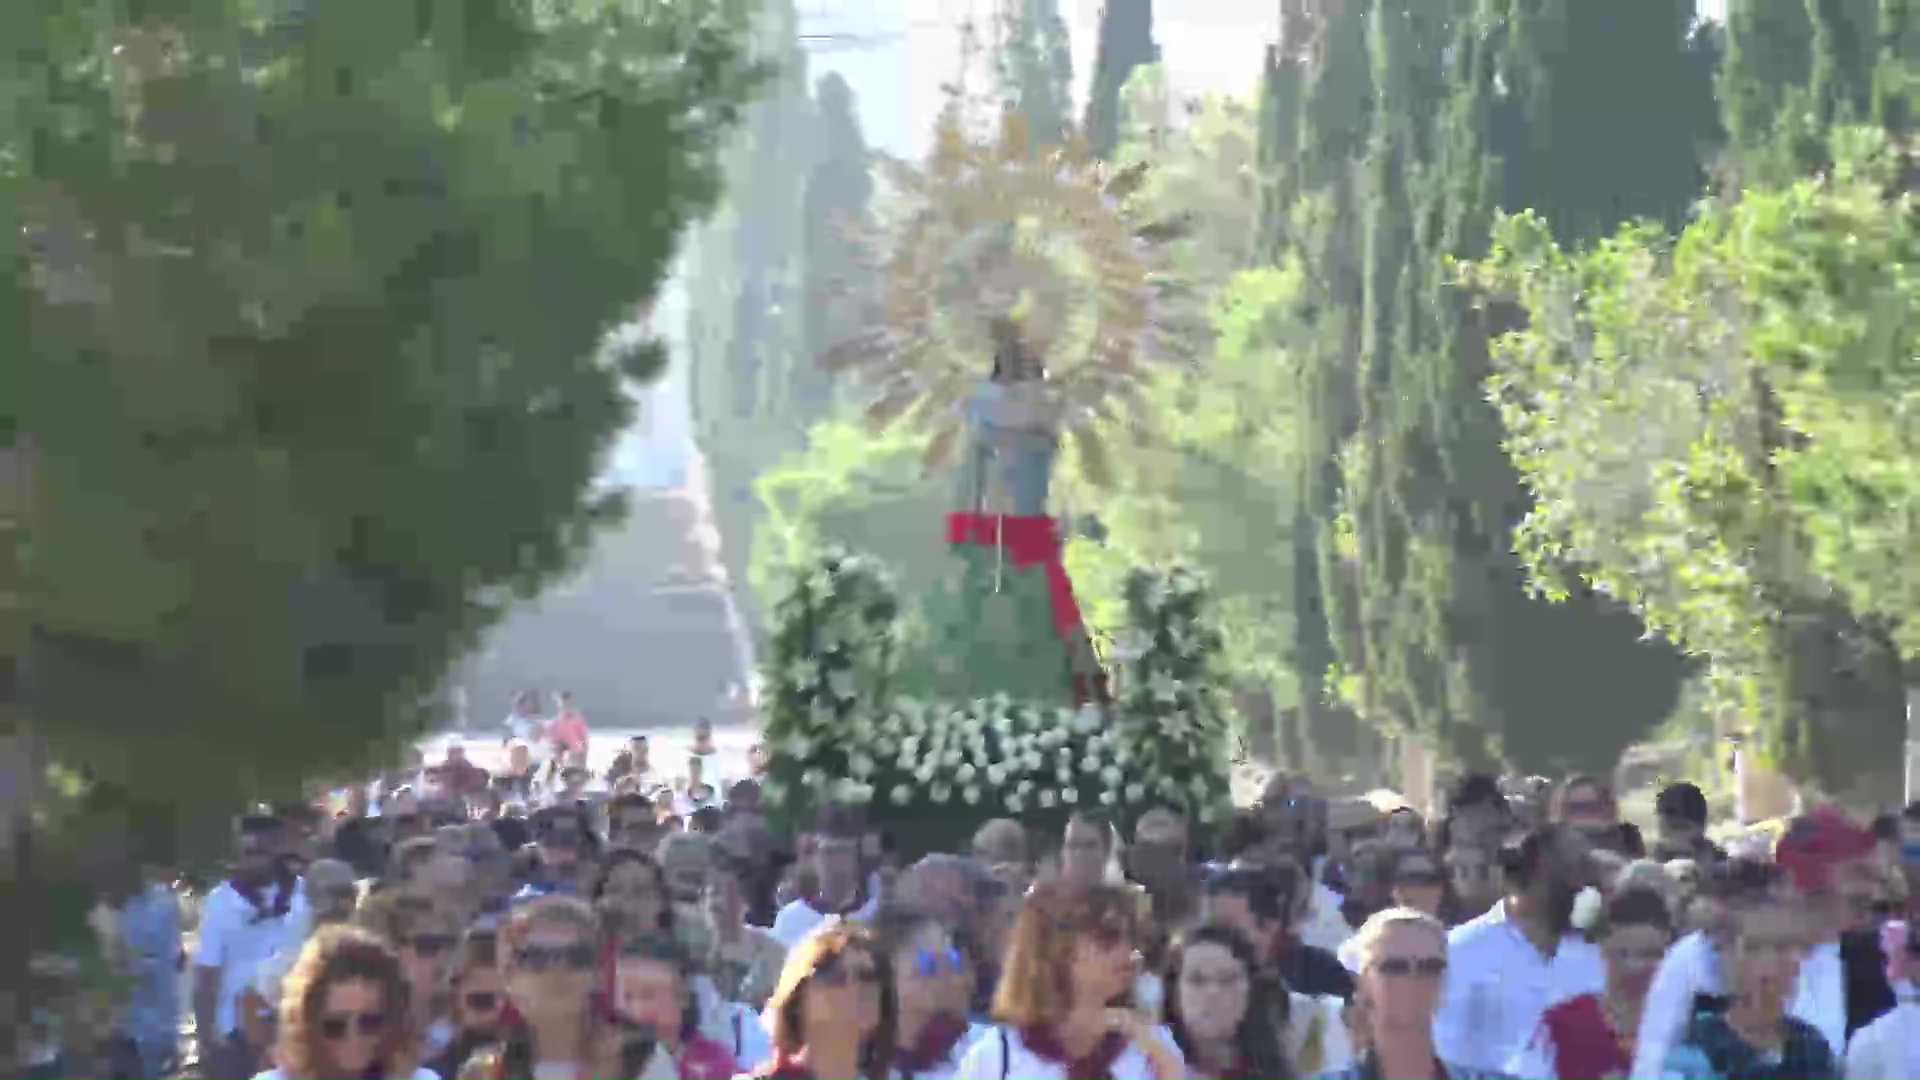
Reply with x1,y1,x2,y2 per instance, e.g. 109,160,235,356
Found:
0,0,758,1057
684,0,818,633
1469,126,1917,803
796,73,873,418
1083,0,1158,159
1261,0,1717,775
995,0,1075,152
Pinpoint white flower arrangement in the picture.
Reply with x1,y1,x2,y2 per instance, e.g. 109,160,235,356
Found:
758,551,1232,840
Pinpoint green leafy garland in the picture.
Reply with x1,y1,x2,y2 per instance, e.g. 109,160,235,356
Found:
759,547,1231,849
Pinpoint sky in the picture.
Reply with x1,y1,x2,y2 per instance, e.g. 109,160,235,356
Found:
804,0,1278,158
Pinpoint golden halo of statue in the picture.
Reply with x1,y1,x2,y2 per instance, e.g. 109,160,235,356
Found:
821,107,1201,484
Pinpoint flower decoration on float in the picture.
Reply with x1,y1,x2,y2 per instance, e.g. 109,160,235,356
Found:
756,546,1233,847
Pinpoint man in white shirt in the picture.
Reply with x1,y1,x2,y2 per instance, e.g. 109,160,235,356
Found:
770,807,877,947
195,815,309,1080
686,717,727,793
1845,919,1918,1079
1434,823,1605,1074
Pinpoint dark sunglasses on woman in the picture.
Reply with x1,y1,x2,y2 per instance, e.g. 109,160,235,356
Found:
1374,956,1447,978
515,943,597,972
814,962,883,988
320,1012,387,1040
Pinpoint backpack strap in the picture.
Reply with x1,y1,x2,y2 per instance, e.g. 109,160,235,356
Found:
999,1027,1010,1080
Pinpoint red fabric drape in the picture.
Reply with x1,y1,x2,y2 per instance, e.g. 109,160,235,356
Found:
945,513,1082,639
945,512,1106,707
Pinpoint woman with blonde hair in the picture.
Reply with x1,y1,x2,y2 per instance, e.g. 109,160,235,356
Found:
461,896,627,1080
1313,908,1509,1080
955,879,1184,1080
748,920,893,1079
356,890,464,1064
256,925,438,1079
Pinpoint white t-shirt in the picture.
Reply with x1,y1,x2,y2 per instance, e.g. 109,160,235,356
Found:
953,1025,1183,1080
1844,999,1920,1080
197,881,309,1037
769,893,880,949
689,748,727,792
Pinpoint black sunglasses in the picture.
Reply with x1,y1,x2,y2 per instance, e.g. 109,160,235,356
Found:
514,944,597,972
319,1011,387,1040
464,990,500,1012
409,933,458,957
1374,956,1447,978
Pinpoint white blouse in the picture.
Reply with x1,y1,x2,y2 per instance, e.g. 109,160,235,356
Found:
952,1025,1183,1080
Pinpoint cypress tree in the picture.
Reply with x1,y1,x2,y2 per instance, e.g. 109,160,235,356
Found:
1274,0,1714,774
996,0,1075,151
796,73,873,419
1083,0,1159,158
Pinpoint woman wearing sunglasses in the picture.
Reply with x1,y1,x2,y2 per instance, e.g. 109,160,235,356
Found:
1506,887,1673,1079
608,933,739,1079
868,907,985,1080
357,892,464,1066
426,929,508,1080
956,879,1184,1080
1313,907,1509,1079
464,896,625,1079
750,921,894,1079
258,925,438,1079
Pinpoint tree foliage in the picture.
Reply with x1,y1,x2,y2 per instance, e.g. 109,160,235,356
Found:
4,0,759,816
995,0,1075,153
1468,126,1916,799
1082,0,1158,159
1250,0,1716,775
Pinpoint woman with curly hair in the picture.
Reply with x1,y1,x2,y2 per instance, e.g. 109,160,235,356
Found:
1163,923,1293,1080
257,925,438,1080
460,896,626,1080
955,879,1185,1080
749,920,894,1079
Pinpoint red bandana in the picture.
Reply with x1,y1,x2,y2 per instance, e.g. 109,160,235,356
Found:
893,1013,970,1076
751,1050,816,1079
1019,1025,1128,1080
1541,994,1631,1080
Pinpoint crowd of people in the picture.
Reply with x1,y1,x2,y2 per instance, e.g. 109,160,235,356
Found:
74,720,1920,1080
